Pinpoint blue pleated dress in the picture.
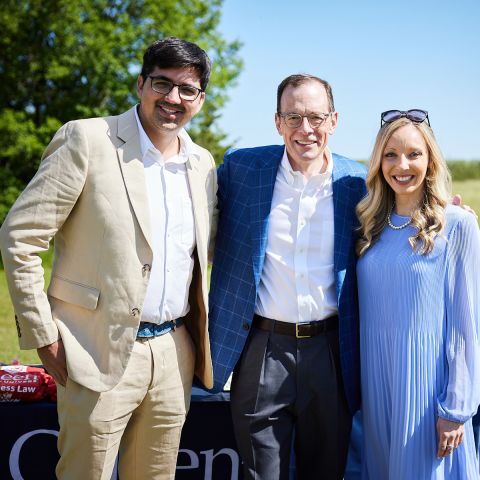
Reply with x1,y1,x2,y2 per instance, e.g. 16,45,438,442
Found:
357,205,480,479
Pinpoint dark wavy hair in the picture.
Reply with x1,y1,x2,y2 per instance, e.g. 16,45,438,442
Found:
140,36,211,90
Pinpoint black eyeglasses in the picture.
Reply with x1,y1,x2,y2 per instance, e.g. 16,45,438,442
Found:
148,76,203,101
380,109,430,127
278,112,332,129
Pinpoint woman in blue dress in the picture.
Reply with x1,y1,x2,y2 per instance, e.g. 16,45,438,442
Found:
356,110,480,479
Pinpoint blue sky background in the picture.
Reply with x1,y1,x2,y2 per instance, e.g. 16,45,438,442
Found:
217,0,480,161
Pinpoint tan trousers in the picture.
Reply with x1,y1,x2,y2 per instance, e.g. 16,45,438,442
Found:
55,324,195,480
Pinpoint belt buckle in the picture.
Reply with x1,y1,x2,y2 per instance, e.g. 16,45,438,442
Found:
171,319,177,331
295,322,311,339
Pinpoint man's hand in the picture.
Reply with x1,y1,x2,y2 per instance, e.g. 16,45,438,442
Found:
37,339,67,387
452,194,478,219
436,417,464,458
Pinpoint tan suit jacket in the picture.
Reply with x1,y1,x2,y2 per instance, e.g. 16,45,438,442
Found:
0,106,217,392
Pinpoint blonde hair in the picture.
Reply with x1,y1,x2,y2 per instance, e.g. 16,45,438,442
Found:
356,118,451,256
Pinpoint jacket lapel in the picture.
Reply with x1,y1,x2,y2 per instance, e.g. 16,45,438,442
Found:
332,156,354,306
186,154,207,275
250,148,283,288
116,108,152,249
332,156,346,273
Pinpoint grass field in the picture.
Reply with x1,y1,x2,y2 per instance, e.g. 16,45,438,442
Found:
452,179,480,214
0,179,479,364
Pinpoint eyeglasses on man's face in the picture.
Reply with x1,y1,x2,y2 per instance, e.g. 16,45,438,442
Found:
278,112,332,129
148,76,203,101
380,109,430,127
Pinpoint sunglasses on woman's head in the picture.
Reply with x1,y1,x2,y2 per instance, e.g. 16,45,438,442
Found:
380,109,430,127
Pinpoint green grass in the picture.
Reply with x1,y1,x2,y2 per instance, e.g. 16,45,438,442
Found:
0,179,479,364
452,179,480,218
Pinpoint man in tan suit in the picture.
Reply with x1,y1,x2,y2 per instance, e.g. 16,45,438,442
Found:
0,37,216,479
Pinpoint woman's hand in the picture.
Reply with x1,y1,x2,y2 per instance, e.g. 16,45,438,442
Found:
436,417,464,458
452,194,478,219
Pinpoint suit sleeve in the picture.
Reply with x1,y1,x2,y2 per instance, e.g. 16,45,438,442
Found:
0,121,89,350
208,151,230,262
437,214,480,423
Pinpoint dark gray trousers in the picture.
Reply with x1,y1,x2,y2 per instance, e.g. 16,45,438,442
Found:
230,325,352,480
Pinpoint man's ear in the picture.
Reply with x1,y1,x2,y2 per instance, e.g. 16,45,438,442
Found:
136,75,145,98
328,111,339,135
274,113,282,135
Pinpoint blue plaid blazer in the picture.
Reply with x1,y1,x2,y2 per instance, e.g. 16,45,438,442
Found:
208,145,367,413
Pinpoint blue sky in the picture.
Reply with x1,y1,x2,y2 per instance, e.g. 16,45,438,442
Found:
217,0,480,160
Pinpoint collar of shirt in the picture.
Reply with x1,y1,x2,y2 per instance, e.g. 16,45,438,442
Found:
280,146,333,188
134,104,195,167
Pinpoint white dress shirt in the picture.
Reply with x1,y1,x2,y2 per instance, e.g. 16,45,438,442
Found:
255,148,338,323
134,107,196,324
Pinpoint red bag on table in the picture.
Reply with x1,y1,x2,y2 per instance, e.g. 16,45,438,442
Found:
0,365,56,402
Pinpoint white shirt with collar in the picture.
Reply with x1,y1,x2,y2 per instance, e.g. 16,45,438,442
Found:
134,106,196,324
255,147,338,323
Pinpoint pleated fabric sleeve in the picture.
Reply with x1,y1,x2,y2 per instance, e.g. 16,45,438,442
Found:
438,212,480,423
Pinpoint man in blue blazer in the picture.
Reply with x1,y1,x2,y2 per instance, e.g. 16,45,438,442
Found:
209,74,366,480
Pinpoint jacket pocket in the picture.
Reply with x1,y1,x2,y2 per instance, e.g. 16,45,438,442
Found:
48,275,100,310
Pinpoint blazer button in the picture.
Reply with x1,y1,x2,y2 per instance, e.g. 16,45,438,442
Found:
131,308,140,317
142,264,151,274
242,322,250,331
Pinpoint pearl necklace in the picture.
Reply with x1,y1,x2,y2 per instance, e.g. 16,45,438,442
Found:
387,208,412,230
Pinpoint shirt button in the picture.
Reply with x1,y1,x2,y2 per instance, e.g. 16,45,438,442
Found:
242,322,250,331
131,308,140,317
142,264,151,273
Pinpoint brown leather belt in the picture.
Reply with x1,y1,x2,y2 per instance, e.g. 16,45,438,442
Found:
252,314,338,339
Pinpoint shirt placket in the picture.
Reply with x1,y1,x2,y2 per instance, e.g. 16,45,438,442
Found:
161,164,173,321
294,179,315,322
